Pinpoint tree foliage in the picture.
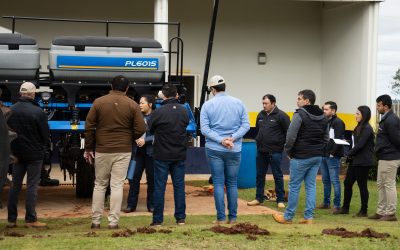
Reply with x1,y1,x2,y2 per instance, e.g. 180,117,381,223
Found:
390,68,400,98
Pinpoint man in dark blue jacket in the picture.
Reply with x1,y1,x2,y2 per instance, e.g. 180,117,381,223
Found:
369,94,400,222
318,101,345,212
273,89,329,224
0,107,10,209
6,82,49,228
148,84,189,226
248,94,290,209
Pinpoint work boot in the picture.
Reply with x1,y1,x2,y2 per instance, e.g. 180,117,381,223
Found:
6,222,17,228
25,221,47,228
353,211,368,217
247,200,262,206
272,214,292,224
299,218,314,224
317,203,331,209
332,208,349,215
380,214,398,222
368,213,384,220
212,220,226,225
277,202,285,208
331,207,341,214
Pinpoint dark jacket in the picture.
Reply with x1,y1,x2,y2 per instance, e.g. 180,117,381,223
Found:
255,107,290,153
85,90,146,153
284,105,329,159
0,110,10,166
347,124,375,166
325,115,345,157
149,98,189,161
375,110,400,160
7,97,49,162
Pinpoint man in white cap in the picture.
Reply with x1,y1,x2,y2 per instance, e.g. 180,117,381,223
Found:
200,75,250,224
6,82,49,228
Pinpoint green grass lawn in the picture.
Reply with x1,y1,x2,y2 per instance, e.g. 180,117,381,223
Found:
1,180,400,250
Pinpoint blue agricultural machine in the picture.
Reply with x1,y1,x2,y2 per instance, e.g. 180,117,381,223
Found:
0,16,196,198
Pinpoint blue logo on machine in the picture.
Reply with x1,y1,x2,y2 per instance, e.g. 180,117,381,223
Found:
57,56,159,71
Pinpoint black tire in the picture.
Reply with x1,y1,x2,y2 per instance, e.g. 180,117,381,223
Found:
76,153,95,198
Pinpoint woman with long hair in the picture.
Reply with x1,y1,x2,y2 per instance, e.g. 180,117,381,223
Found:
124,94,155,213
334,105,375,217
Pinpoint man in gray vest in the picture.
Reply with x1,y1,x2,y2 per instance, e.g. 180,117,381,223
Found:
273,89,329,224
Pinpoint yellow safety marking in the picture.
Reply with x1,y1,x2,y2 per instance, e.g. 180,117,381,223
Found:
71,124,78,130
249,111,373,131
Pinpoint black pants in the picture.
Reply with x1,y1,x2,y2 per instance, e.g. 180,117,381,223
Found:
342,165,370,212
127,151,154,210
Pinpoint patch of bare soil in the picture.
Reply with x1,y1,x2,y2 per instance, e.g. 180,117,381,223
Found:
111,229,135,238
158,229,172,234
322,228,390,239
84,231,98,237
210,223,270,240
4,231,25,237
136,227,157,234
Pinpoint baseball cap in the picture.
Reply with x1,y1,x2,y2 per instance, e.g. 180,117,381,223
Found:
19,82,37,93
207,75,225,88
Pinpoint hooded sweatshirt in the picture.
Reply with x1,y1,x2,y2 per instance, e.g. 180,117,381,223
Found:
284,105,329,159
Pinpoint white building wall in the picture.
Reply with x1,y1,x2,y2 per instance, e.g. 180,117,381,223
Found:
321,2,379,115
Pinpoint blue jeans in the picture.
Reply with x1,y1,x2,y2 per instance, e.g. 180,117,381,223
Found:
8,160,42,223
320,156,341,208
256,152,284,203
206,148,241,221
152,160,186,223
284,157,322,221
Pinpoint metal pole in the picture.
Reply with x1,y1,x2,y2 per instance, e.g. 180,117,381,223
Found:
199,0,220,109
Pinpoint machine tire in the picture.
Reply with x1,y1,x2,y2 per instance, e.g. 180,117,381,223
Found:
76,154,95,198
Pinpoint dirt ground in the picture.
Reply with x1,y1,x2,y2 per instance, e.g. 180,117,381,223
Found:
0,184,277,220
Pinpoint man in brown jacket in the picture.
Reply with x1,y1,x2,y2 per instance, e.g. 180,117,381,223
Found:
84,75,146,229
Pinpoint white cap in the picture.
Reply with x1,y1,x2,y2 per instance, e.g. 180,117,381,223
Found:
19,82,37,93
207,75,225,88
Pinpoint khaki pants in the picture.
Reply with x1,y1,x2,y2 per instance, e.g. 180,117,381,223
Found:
92,152,131,226
376,159,400,216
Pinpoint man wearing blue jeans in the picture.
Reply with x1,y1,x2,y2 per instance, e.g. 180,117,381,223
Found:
247,94,290,208
149,84,189,226
273,89,328,224
319,101,345,212
201,75,250,224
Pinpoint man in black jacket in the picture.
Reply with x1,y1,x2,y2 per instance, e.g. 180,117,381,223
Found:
247,94,290,208
369,94,400,221
148,84,189,226
273,89,329,224
6,82,49,228
318,101,345,212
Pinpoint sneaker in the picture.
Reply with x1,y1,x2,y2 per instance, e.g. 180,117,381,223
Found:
380,214,398,222
277,202,285,208
6,222,17,228
317,204,331,209
108,224,119,229
176,219,185,225
247,200,261,206
91,223,100,229
150,222,162,227
227,219,237,225
39,177,60,186
25,221,47,228
368,213,384,220
212,220,226,225
299,218,314,224
353,211,368,217
272,214,292,224
332,208,349,215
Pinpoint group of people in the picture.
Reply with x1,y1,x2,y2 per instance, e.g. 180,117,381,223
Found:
1,74,399,229
247,90,400,224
